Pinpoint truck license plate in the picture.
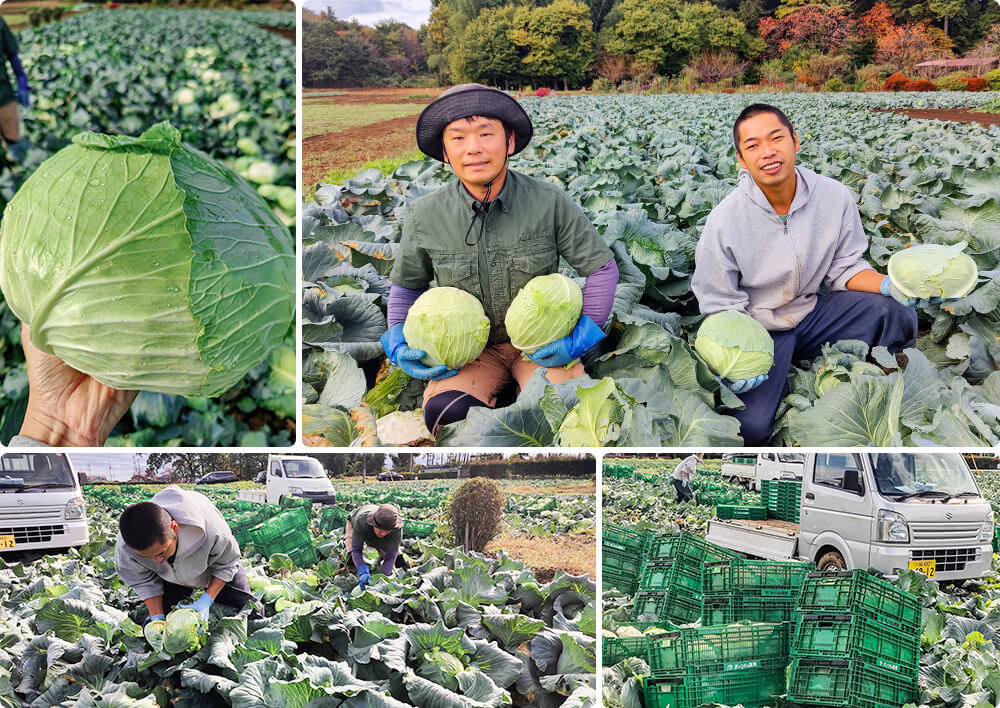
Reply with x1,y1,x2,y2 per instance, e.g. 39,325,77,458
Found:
0,534,15,550
909,559,935,577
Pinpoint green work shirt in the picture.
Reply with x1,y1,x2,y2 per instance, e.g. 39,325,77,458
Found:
391,169,614,344
0,19,17,107
349,504,401,554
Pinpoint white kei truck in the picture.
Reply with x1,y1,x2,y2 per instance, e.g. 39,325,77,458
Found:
238,454,337,506
0,452,89,555
721,453,805,490
706,451,993,582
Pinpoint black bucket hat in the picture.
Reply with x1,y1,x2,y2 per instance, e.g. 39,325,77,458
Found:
368,503,404,531
416,83,533,163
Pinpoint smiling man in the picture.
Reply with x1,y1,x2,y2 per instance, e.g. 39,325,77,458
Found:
115,486,256,623
381,83,618,433
691,103,927,445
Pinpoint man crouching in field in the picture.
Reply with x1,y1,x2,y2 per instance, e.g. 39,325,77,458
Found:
380,84,619,434
115,486,258,623
691,103,939,445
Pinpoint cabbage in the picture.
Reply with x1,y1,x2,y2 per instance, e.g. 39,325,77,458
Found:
144,608,205,655
694,310,774,380
0,122,294,396
505,273,582,354
556,377,623,446
402,287,490,369
887,242,978,299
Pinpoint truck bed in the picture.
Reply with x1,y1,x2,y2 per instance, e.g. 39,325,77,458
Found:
705,518,801,561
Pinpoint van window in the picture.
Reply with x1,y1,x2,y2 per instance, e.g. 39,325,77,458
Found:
814,453,863,491
271,461,283,477
0,454,76,489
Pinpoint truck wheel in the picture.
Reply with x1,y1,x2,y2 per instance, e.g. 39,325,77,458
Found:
817,550,847,571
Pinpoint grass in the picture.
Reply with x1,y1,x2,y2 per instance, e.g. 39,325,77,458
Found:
1,14,30,25
980,95,1000,114
407,93,433,99
304,103,423,138
303,90,347,99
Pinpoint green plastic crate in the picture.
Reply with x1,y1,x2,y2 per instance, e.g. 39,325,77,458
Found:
404,520,435,538
797,571,920,630
647,622,789,677
644,667,786,708
791,614,919,676
603,523,652,556
716,505,767,520
788,659,918,708
646,531,741,564
704,595,799,625
703,559,810,595
603,635,648,666
631,590,702,625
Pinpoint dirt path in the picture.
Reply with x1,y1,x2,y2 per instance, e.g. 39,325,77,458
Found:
304,87,442,105
877,107,1000,128
302,114,421,186
485,531,595,582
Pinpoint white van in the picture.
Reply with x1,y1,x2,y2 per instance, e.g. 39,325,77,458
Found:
707,452,993,582
0,453,89,554
263,455,336,505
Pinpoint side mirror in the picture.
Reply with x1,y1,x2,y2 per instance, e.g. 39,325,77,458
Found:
77,472,89,486
843,468,864,495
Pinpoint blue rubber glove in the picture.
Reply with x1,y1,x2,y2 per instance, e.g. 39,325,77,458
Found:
726,374,768,394
880,275,956,308
9,53,28,107
357,564,371,591
146,613,165,625
380,323,458,381
178,592,213,621
528,315,606,368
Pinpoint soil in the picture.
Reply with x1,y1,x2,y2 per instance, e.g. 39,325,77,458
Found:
875,107,1000,129
485,531,596,582
302,114,421,186
502,482,596,496
262,26,294,42
304,87,442,105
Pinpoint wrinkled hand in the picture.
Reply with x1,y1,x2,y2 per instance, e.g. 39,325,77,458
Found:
880,275,956,308
178,593,213,621
16,74,28,108
380,323,458,381
527,316,606,368
357,564,371,591
726,374,768,394
19,323,138,446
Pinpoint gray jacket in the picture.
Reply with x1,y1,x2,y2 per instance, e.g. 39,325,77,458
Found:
691,166,871,331
672,454,699,483
115,485,242,601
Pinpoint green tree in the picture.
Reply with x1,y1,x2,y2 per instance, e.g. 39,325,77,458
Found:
605,0,763,76
452,4,523,86
511,0,597,89
927,0,964,35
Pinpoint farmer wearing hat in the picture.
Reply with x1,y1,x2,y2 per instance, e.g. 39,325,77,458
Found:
691,103,925,445
0,17,30,162
379,84,619,433
671,452,702,503
115,486,259,623
345,503,406,590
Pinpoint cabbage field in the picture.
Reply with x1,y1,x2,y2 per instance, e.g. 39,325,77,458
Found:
0,8,296,446
0,479,597,707
303,91,1000,446
601,458,1000,708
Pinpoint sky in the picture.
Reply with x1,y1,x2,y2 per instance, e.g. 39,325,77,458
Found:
303,0,432,29
68,453,148,482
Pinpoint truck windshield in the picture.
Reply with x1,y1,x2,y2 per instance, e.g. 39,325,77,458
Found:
777,453,804,464
0,454,76,490
282,458,327,479
872,453,980,499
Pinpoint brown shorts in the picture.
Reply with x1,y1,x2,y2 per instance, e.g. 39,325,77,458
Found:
0,102,20,143
423,341,585,407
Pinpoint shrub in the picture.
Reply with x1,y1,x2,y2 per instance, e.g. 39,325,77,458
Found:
933,71,971,90
985,68,1000,90
826,77,844,91
28,10,41,26
959,77,988,91
447,478,504,553
856,63,897,90
903,78,936,91
882,71,909,90
535,87,551,97
591,77,614,94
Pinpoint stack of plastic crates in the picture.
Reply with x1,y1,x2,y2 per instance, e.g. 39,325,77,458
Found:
245,506,316,567
403,520,435,538
317,506,348,533
631,532,742,625
702,558,811,625
642,622,790,708
278,494,314,519
603,622,674,666
787,570,920,708
716,504,767,520
603,523,653,595
760,479,802,522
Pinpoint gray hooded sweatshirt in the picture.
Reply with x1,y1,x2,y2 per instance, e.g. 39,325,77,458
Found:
115,485,242,601
691,165,871,331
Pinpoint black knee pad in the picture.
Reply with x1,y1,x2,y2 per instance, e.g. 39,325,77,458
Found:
423,390,488,432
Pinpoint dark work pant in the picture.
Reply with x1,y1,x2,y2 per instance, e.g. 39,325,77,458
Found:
731,291,917,445
673,478,693,503
161,564,262,619
423,390,488,433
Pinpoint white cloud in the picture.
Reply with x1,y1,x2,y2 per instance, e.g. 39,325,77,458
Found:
303,0,431,28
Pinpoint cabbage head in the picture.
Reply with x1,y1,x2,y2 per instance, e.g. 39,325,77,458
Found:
505,273,582,354
694,310,774,380
144,608,205,655
0,122,294,396
403,287,489,369
887,242,978,299
556,377,623,447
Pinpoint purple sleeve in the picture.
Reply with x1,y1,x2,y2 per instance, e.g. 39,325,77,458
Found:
581,258,618,327
380,548,399,576
351,535,366,568
387,283,428,327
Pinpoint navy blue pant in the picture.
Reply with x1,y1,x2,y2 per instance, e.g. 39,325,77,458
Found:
731,291,917,445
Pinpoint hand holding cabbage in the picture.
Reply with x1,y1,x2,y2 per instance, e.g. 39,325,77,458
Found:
694,310,774,394
882,242,978,308
506,274,604,368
